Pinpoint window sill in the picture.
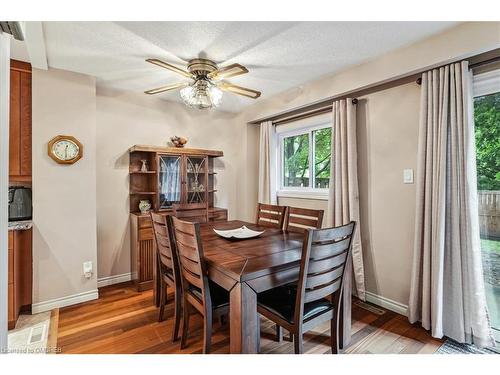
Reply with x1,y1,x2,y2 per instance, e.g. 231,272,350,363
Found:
277,190,329,201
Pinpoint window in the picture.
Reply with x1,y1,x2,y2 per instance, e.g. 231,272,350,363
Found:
278,123,332,197
473,69,500,344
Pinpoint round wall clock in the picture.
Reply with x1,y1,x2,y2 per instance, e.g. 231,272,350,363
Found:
48,135,83,164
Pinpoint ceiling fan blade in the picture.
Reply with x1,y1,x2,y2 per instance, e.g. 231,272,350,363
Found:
144,82,189,95
146,58,193,79
208,63,249,80
219,82,261,99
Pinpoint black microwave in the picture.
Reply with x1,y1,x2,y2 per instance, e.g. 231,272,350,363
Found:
8,186,32,221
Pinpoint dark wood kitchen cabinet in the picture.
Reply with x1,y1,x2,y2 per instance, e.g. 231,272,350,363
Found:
9,59,32,182
8,229,33,330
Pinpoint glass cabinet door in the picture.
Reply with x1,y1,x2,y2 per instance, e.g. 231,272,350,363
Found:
185,156,207,204
158,155,182,209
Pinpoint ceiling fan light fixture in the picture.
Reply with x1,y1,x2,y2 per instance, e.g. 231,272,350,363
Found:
180,78,222,109
145,57,261,109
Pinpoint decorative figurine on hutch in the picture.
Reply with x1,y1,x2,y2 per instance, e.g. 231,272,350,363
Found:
140,159,148,172
139,200,151,214
170,136,188,148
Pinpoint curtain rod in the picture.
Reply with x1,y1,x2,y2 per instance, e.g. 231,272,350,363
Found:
273,99,359,126
249,47,500,125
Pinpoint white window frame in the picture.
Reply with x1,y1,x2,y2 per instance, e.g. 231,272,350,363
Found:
473,69,500,98
277,121,331,200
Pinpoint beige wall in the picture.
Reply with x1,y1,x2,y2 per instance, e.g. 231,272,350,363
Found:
356,83,420,305
32,68,97,310
240,22,500,123
237,22,500,309
95,89,242,279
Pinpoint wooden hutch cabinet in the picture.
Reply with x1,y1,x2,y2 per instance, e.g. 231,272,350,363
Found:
129,145,227,291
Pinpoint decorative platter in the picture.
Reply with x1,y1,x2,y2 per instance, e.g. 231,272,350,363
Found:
213,225,265,240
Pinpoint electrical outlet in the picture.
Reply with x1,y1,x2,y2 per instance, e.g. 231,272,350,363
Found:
83,261,93,279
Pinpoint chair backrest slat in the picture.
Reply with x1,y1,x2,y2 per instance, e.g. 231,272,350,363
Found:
309,237,350,260
303,277,342,303
173,202,208,223
179,253,203,276
294,221,356,323
307,252,348,274
284,207,324,233
305,264,344,290
174,229,199,250
176,241,200,263
172,216,212,311
312,223,354,242
256,203,286,228
180,262,204,289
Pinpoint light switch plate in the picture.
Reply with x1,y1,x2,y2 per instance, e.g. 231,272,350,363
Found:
403,169,414,184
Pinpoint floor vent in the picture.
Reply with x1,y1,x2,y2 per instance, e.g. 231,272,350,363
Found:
354,300,386,316
28,324,46,345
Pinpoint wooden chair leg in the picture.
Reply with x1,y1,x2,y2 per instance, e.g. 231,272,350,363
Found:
158,281,166,322
294,331,303,354
203,309,212,354
155,258,161,307
331,318,338,354
172,285,182,342
257,314,261,353
275,324,283,342
338,301,344,350
180,300,190,350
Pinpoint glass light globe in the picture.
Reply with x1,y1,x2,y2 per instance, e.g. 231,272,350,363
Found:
180,79,222,109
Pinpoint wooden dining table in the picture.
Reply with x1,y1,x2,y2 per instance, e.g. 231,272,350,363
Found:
199,219,305,354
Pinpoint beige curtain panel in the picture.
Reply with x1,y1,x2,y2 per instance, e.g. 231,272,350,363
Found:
408,61,493,347
328,98,366,346
258,121,277,205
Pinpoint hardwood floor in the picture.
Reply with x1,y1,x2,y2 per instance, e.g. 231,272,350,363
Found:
56,282,443,354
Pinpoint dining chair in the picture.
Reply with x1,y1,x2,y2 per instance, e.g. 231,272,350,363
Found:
271,206,325,341
284,207,324,233
257,221,356,354
256,203,287,228
171,216,229,354
173,202,208,223
150,212,182,342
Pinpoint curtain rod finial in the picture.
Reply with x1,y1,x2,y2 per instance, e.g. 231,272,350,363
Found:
416,77,422,85
352,98,358,105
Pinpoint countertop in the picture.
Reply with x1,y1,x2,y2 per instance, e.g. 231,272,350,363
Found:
8,220,33,231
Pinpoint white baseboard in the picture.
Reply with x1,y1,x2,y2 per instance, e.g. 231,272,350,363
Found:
365,291,408,317
32,289,99,314
97,272,132,288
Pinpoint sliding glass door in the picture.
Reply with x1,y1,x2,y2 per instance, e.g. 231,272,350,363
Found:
473,69,500,343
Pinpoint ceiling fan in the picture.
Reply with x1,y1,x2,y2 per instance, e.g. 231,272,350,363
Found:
144,58,261,109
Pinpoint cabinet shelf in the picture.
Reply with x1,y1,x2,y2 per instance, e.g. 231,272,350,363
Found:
130,171,157,174
130,191,156,195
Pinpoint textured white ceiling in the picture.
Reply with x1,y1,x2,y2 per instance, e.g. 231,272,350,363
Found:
30,22,459,112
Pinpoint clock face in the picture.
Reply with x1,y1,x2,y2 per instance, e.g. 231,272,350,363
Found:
48,135,83,164
52,139,80,161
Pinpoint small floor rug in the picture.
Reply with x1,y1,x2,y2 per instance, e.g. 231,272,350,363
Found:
436,338,498,354
7,309,59,354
